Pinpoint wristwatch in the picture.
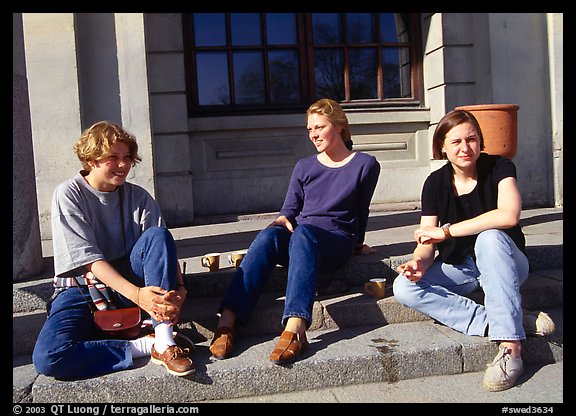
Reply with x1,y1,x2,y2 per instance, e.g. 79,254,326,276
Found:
441,223,452,239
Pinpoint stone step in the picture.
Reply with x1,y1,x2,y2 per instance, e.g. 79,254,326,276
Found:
13,268,563,356
179,268,564,341
14,305,563,403
174,206,564,298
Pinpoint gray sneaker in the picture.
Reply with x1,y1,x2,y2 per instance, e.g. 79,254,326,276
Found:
523,310,556,337
483,346,523,392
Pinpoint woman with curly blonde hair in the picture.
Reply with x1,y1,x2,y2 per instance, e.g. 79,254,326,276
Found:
33,121,194,379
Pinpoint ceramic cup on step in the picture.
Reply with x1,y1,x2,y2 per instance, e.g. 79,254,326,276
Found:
364,278,387,299
228,249,248,269
201,253,221,272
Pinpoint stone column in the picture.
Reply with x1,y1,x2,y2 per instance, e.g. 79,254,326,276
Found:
115,13,156,198
547,13,563,207
13,13,44,281
22,13,83,240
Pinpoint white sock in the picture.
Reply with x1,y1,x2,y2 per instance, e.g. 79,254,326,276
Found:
129,336,154,359
153,323,176,354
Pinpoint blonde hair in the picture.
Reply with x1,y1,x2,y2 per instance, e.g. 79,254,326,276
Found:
306,98,352,149
74,121,142,171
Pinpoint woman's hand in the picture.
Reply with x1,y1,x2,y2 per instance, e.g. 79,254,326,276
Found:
160,286,187,326
414,226,446,245
268,215,294,232
137,285,186,326
396,259,426,283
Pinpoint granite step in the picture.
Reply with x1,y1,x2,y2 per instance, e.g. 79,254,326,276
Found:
14,304,563,403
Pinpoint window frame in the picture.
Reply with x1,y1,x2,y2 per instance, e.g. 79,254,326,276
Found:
182,13,423,117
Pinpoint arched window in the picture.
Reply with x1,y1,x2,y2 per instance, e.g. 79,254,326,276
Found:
183,13,422,116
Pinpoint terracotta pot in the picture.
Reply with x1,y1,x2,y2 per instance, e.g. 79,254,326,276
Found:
454,104,520,159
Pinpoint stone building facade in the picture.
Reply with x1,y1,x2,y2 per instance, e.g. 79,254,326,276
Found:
13,13,563,281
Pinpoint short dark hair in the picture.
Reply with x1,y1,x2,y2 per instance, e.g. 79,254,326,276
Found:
432,109,484,160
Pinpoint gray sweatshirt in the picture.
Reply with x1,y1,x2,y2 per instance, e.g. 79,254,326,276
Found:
51,171,164,277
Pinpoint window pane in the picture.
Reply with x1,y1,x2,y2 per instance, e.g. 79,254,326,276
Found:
194,13,226,47
382,48,411,98
349,48,378,99
380,13,409,43
269,50,300,102
197,52,230,105
233,51,265,104
186,12,419,113
266,13,297,45
312,13,342,44
314,49,344,100
231,13,261,46
347,13,374,44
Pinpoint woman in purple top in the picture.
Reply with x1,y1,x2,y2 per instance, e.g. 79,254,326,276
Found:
209,99,380,365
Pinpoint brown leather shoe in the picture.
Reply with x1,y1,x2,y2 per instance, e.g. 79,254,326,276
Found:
269,330,309,365
151,345,195,376
209,326,235,360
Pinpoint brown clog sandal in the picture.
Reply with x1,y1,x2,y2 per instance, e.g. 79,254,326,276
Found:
209,326,235,360
269,330,308,365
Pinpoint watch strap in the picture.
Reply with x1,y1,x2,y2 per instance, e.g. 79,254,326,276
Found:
442,223,452,239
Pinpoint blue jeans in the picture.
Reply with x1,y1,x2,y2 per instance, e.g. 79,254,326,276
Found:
393,229,530,341
32,226,178,379
220,224,355,329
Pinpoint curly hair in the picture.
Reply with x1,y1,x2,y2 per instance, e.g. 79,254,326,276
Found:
73,121,142,170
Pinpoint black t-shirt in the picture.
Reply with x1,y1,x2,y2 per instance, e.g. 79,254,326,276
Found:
421,153,526,264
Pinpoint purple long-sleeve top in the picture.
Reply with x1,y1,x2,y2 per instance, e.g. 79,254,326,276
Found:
279,152,380,246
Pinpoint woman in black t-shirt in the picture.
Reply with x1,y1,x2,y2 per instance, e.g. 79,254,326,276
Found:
393,109,554,393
